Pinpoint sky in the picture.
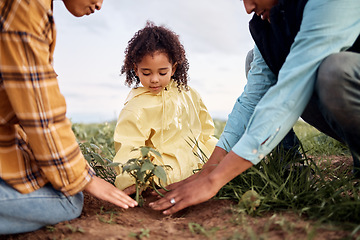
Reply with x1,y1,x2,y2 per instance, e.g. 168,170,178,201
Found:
52,0,255,123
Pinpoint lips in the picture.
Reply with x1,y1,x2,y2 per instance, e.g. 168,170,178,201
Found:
256,11,264,17
149,86,162,93
254,9,267,20
257,10,268,20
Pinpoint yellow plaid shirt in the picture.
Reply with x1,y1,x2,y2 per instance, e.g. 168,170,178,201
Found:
0,0,94,196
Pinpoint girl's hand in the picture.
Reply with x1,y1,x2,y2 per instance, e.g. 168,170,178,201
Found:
84,176,138,209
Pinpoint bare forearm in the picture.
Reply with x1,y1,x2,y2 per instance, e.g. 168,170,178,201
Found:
207,150,253,191
160,146,228,191
200,146,228,174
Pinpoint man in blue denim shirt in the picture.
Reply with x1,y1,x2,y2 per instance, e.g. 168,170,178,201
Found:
150,0,360,214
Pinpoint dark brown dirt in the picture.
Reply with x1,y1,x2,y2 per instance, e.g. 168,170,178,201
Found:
3,156,357,240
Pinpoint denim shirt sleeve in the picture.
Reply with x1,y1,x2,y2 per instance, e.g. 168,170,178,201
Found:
217,46,276,152
217,0,360,164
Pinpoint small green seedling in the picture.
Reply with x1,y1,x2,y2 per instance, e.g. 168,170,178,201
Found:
188,222,219,238
239,190,261,214
129,228,150,239
65,224,85,233
122,146,171,206
96,207,118,224
80,142,119,184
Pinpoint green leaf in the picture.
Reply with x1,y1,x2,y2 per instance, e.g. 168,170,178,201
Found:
153,166,167,184
103,158,112,164
83,154,93,162
93,154,105,165
140,147,150,157
149,148,161,157
141,160,155,172
106,162,120,167
90,143,100,151
122,164,140,173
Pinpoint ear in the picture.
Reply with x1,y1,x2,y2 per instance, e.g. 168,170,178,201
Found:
133,63,138,76
171,62,178,76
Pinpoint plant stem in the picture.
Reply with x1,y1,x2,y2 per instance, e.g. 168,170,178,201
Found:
135,181,140,204
152,180,164,197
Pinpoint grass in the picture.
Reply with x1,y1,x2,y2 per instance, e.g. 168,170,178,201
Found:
293,120,351,156
217,120,360,237
72,119,360,237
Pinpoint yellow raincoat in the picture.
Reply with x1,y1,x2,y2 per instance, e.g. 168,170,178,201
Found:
113,80,217,190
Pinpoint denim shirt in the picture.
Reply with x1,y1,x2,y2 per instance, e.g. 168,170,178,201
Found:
217,0,360,164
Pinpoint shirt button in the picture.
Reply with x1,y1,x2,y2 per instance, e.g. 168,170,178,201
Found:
259,154,265,159
252,149,258,154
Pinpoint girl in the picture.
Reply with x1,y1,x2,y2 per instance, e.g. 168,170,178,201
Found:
113,21,217,193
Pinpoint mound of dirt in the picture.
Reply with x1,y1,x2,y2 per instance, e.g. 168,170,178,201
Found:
3,192,352,240
3,156,356,240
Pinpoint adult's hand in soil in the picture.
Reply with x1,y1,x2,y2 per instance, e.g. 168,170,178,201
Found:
149,174,219,215
84,176,138,209
151,164,215,197
149,150,253,215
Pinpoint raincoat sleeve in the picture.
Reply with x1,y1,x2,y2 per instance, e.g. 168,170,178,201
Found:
192,89,218,158
113,107,150,190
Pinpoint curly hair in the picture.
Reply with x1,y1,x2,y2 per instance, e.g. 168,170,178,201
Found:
121,21,189,91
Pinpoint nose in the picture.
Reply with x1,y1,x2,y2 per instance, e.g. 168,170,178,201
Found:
95,0,103,10
243,0,255,14
150,75,159,83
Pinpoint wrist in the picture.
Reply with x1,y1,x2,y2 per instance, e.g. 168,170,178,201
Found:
207,169,228,193
207,151,253,191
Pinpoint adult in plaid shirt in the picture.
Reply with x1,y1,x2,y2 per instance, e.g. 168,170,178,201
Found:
0,0,137,234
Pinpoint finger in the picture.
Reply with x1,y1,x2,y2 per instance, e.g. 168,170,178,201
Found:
150,196,189,215
162,193,211,215
149,194,179,210
108,190,138,208
109,199,131,209
162,200,187,215
116,190,138,207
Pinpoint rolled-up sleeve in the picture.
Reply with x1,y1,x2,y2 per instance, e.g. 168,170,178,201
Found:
217,46,276,153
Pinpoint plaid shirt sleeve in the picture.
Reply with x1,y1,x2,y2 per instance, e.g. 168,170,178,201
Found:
0,0,94,196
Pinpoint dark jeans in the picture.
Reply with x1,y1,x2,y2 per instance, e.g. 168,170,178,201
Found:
301,51,360,176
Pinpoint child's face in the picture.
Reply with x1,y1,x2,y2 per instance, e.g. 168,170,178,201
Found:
135,51,176,94
62,0,103,17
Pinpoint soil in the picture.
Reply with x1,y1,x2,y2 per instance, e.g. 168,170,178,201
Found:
3,156,357,240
